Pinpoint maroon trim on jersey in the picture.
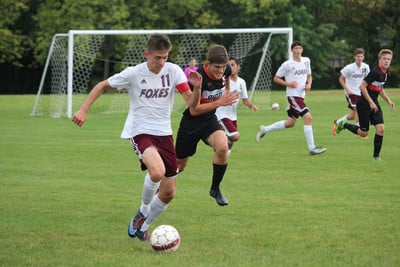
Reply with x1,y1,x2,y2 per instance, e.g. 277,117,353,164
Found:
378,64,387,75
176,82,190,93
367,84,382,92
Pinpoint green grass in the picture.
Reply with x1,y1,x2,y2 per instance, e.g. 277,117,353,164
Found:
1,90,400,267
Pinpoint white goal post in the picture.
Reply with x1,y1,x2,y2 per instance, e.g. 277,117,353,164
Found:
32,28,292,118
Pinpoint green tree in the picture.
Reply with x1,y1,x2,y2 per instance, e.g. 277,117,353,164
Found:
0,0,31,67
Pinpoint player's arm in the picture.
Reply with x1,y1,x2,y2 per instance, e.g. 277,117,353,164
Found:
242,98,258,111
189,91,239,116
305,74,312,91
181,71,202,109
379,89,395,110
273,75,297,88
359,80,378,112
72,80,110,127
339,74,351,95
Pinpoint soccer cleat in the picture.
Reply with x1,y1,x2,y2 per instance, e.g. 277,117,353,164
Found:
210,189,229,206
128,210,146,238
372,157,383,162
135,229,150,242
332,120,338,135
359,135,368,140
256,126,266,143
336,120,346,134
309,146,327,155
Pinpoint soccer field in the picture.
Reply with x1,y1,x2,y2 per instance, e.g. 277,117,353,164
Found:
1,90,399,266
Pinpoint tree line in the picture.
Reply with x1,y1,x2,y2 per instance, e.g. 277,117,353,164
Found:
1,0,399,93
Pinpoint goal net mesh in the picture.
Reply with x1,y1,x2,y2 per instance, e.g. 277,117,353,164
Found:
32,29,291,117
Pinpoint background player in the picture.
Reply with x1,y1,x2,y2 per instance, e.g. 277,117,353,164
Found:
256,41,326,155
332,48,370,135
216,57,258,156
335,49,395,162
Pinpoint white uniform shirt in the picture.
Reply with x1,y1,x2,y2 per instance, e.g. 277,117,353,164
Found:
108,62,187,139
340,62,370,96
215,77,248,121
276,57,311,99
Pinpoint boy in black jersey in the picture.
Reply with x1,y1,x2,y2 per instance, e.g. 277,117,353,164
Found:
175,45,239,205
336,49,395,161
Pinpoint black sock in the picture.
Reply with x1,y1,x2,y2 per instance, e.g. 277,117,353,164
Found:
344,123,359,135
373,134,383,157
211,163,227,191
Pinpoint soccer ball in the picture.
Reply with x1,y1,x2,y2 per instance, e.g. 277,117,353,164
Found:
271,103,280,110
150,225,180,252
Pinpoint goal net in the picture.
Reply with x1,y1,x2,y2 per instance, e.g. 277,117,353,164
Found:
31,28,292,118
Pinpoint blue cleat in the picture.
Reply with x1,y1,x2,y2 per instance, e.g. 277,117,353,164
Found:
128,210,146,238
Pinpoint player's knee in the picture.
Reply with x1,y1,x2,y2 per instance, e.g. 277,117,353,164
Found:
159,188,176,203
359,131,368,138
230,134,240,142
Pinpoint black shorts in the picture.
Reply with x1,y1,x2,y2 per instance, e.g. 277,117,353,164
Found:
357,98,384,132
175,113,223,159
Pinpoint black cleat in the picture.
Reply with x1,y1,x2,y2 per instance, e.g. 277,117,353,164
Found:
210,189,229,206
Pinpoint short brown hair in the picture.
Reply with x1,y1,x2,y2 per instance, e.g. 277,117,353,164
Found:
207,45,228,64
354,48,365,55
147,34,172,52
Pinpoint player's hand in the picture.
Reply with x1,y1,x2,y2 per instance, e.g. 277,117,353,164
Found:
287,81,297,88
219,91,240,106
369,102,378,113
71,110,87,127
388,100,395,111
188,71,202,88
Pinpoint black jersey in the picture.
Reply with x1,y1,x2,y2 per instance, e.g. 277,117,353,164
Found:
185,63,231,119
362,64,389,102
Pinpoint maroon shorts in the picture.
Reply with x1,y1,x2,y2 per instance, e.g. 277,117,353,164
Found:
286,96,309,119
345,94,360,109
219,118,238,137
129,134,178,178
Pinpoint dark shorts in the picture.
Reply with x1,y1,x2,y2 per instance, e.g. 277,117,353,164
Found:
286,96,309,119
357,98,384,132
175,113,223,159
219,118,238,137
129,134,178,178
345,94,360,109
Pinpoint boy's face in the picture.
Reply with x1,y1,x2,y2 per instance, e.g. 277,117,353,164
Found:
145,50,169,73
228,60,239,76
354,53,365,64
291,45,303,56
207,62,226,79
379,53,392,69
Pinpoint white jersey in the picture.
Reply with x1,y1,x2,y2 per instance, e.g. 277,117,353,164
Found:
275,57,311,98
340,62,370,96
215,77,248,121
108,62,188,139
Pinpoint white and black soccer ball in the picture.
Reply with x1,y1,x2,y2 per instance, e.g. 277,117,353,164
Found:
150,225,180,252
271,103,280,110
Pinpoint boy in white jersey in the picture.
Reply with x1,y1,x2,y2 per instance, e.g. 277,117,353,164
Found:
332,48,370,135
256,41,326,155
216,57,258,155
71,34,201,242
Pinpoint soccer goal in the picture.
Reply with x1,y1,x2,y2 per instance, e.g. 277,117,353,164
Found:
31,28,292,118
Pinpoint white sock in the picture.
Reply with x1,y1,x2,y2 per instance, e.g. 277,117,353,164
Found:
140,195,167,231
140,172,160,217
262,120,286,133
336,115,347,124
304,125,315,151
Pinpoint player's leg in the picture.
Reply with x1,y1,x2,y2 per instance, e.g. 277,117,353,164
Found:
206,129,229,206
137,176,177,240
